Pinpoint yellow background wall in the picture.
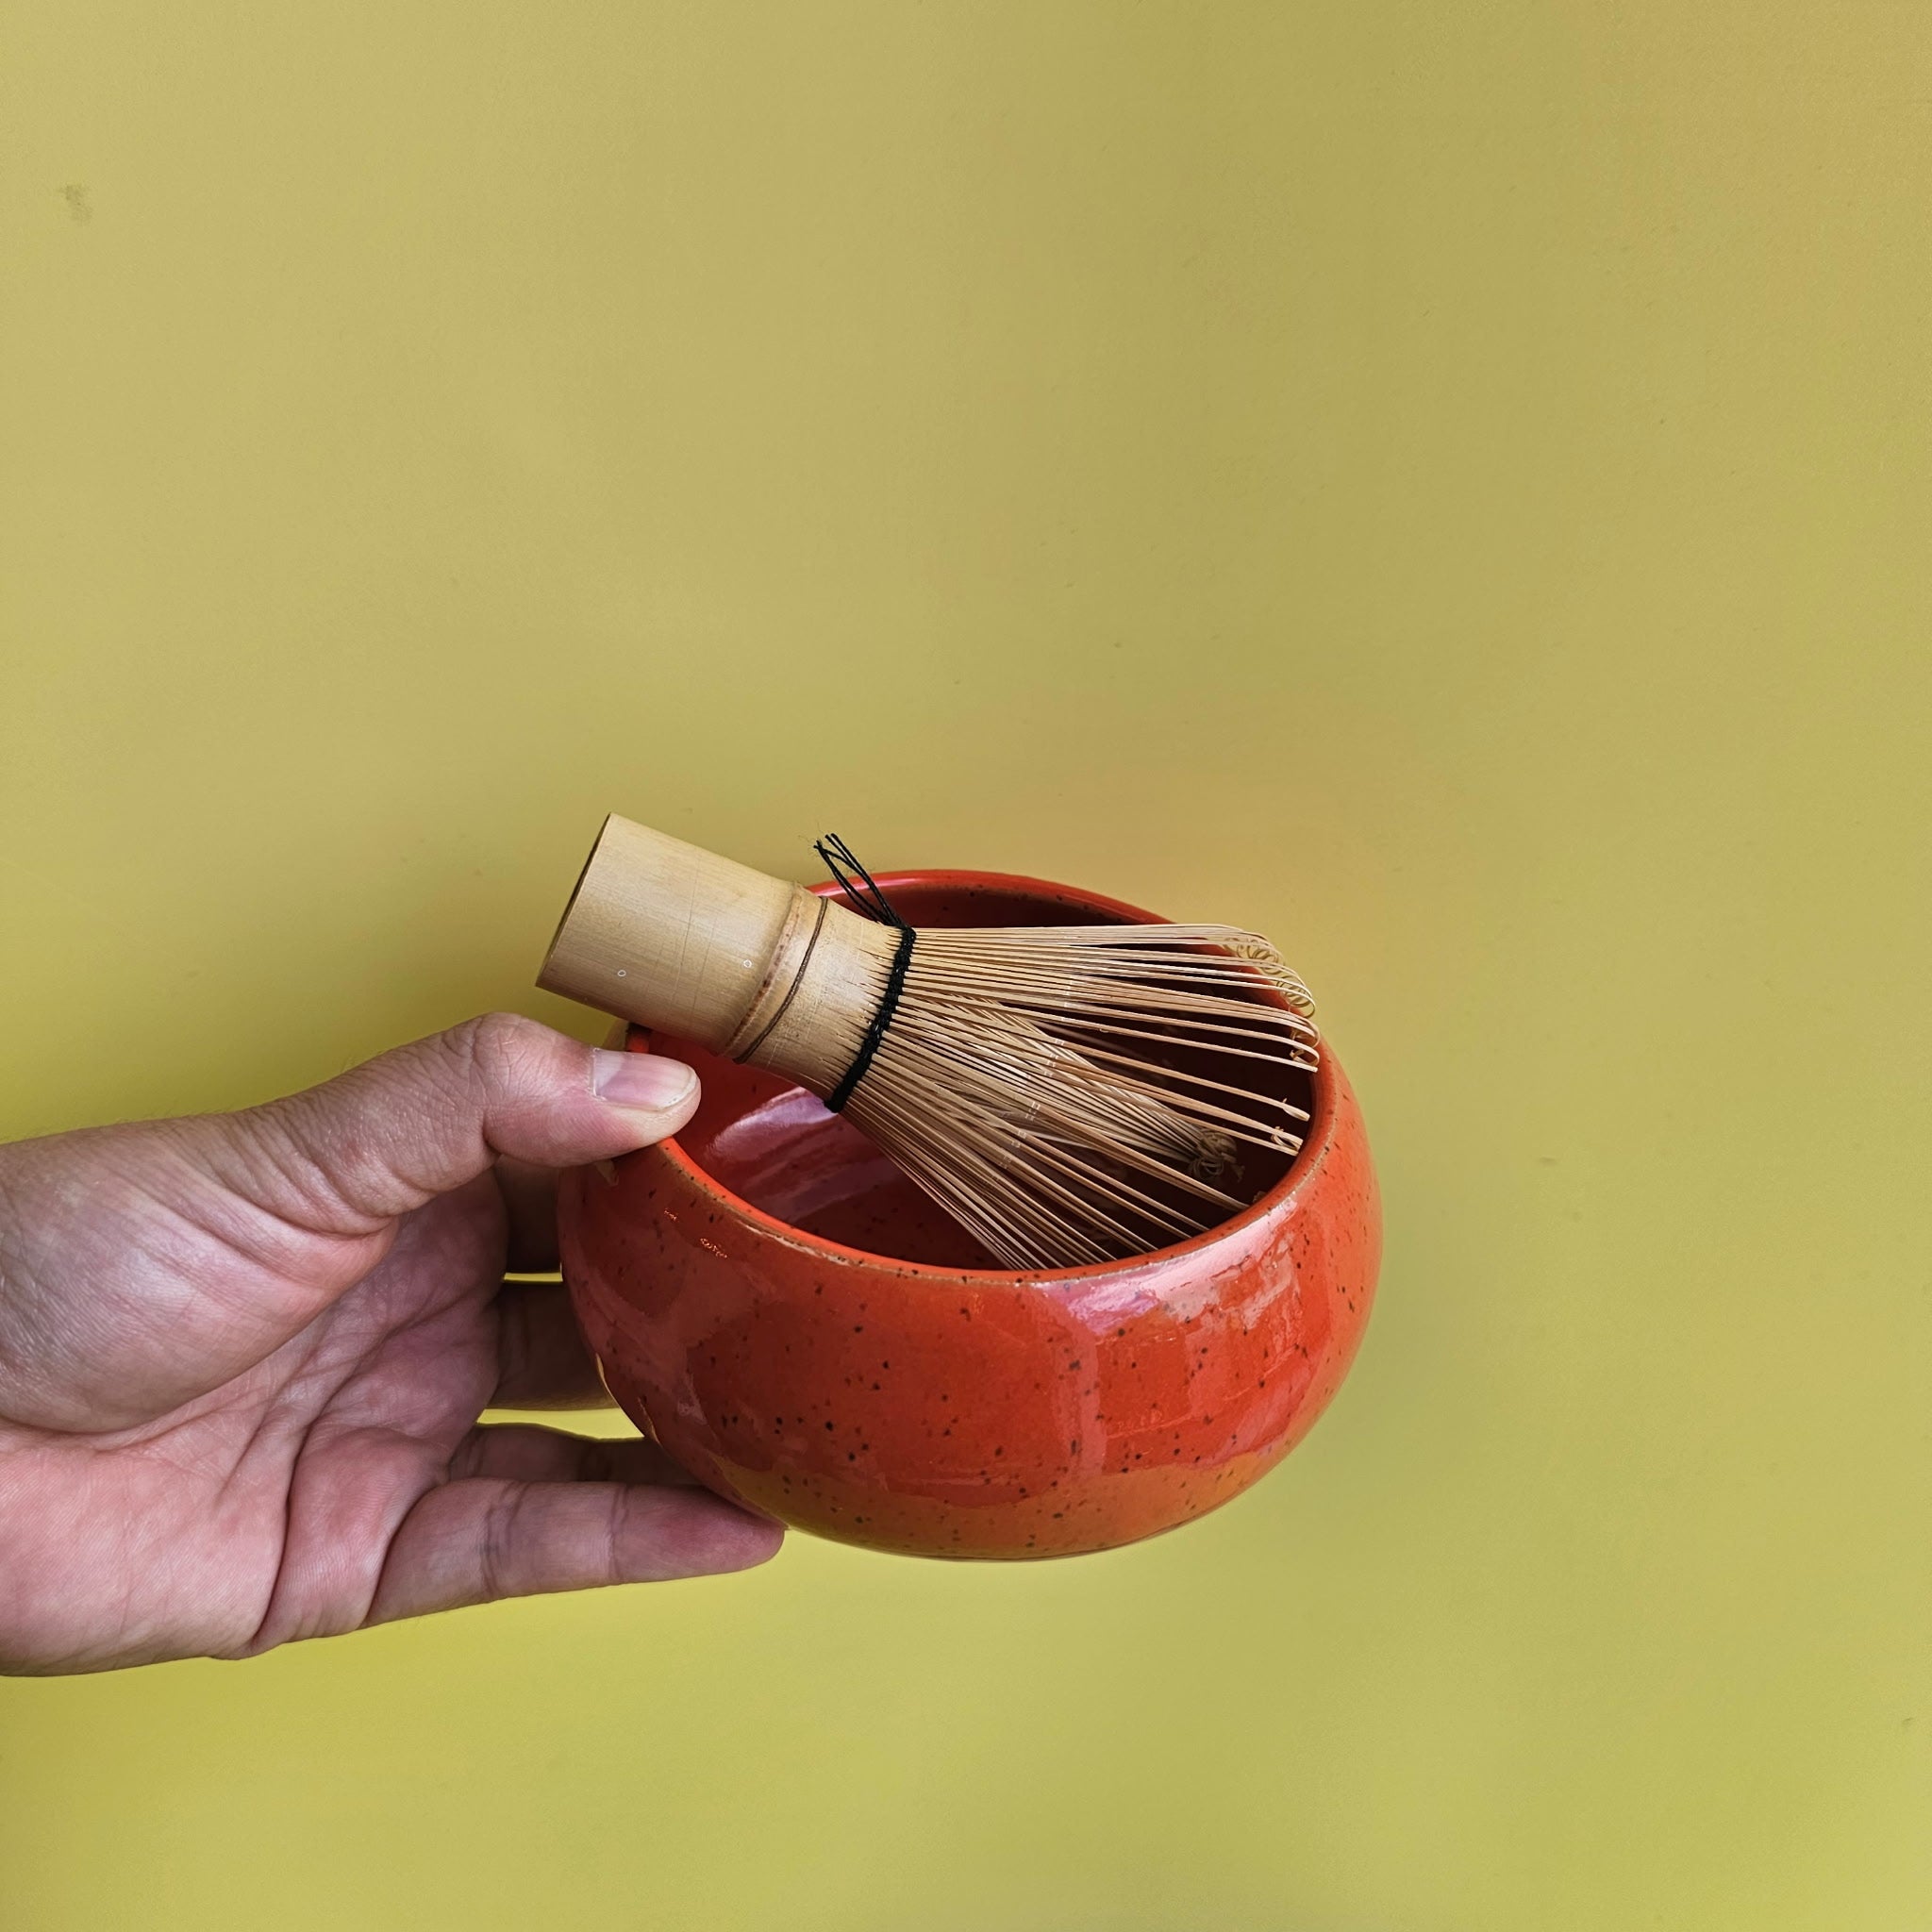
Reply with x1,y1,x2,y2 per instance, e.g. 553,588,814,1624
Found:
3,4,1926,1926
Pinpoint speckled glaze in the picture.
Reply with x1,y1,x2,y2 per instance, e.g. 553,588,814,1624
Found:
560,871,1380,1560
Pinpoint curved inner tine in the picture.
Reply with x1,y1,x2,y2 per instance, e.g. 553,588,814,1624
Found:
834,919,1321,1270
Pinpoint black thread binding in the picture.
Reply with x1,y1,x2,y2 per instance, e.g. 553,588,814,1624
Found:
826,923,915,1112
813,833,914,1111
813,834,909,931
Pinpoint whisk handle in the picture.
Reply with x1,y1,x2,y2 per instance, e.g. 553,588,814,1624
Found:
537,815,807,1053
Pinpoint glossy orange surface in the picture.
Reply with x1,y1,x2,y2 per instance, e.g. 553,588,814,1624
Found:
560,872,1381,1558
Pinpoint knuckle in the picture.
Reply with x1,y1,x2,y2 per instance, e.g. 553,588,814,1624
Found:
442,1012,555,1101
478,1481,528,1603
603,1486,631,1589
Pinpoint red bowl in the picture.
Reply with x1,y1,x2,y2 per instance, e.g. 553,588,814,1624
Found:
559,869,1380,1559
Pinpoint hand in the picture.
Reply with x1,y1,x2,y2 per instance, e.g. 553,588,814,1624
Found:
0,1013,782,1674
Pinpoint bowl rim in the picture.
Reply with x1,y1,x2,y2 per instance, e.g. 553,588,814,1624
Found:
636,866,1339,1284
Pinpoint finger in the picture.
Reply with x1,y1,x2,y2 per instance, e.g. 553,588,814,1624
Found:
365,1478,783,1626
492,1279,608,1408
190,1015,700,1236
495,1158,561,1274
452,1422,699,1487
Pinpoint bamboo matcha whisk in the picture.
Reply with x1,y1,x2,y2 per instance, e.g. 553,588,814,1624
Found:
538,817,1319,1272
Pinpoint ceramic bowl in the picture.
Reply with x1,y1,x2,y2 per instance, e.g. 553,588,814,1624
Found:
559,870,1380,1559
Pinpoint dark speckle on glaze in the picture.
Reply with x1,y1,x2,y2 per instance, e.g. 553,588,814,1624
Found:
558,869,1382,1562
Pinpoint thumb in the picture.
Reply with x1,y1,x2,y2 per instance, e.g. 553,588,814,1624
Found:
204,1013,698,1234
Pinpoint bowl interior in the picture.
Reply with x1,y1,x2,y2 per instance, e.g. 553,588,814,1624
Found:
645,874,1314,1270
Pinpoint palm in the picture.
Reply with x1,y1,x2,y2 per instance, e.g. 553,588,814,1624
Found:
0,1017,779,1675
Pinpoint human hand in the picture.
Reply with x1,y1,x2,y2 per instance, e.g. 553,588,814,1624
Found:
0,1014,782,1674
